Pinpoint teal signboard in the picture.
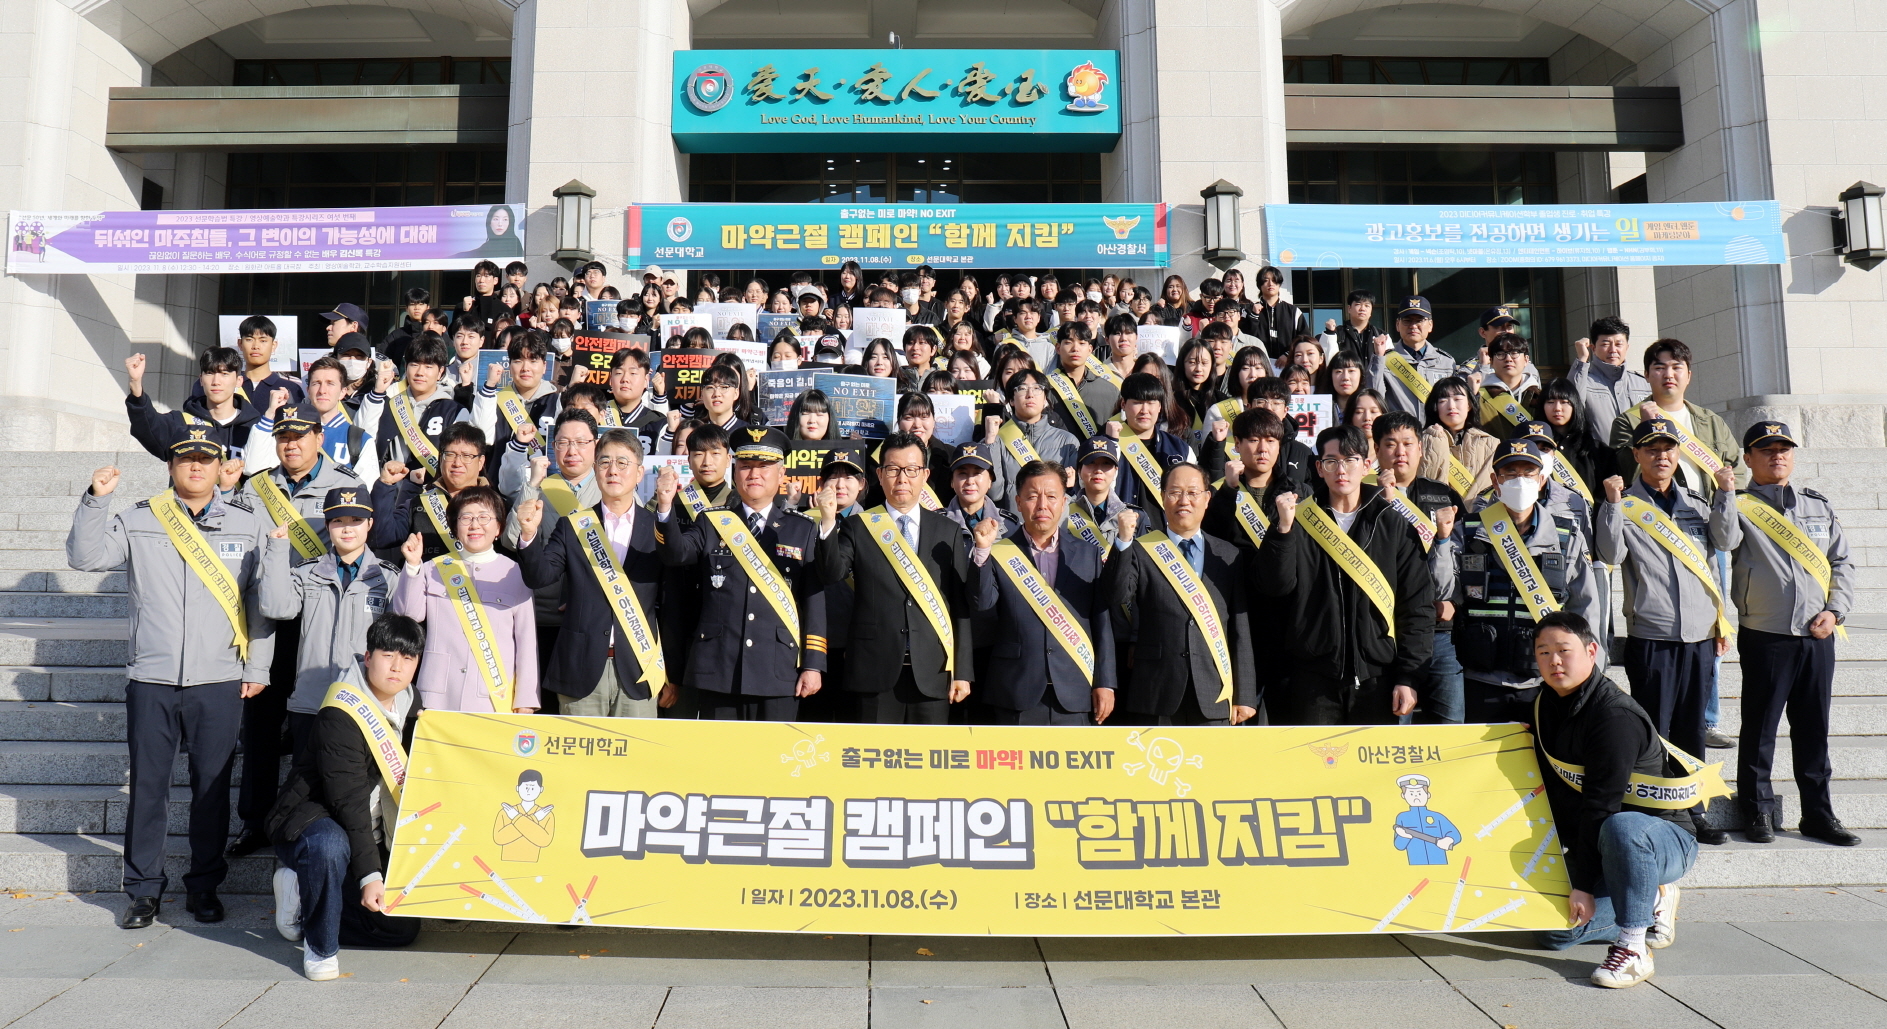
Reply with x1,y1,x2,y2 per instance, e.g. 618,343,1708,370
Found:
671,49,1122,153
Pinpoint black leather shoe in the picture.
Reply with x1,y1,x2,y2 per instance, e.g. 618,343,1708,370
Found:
226,829,270,858
1744,812,1776,844
185,891,225,923
1692,814,1729,846
1799,817,1862,847
1704,727,1736,749
120,896,160,929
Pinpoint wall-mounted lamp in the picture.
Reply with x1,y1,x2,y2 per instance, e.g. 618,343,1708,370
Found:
1200,179,1245,271
1836,180,1885,270
552,179,596,267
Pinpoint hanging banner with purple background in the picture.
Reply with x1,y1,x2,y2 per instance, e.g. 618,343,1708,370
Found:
7,204,527,275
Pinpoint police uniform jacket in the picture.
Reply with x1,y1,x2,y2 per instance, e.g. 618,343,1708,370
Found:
258,543,391,713
1101,530,1257,716
973,526,1116,713
238,457,366,568
988,417,1079,508
1445,499,1597,687
1364,340,1457,416
1710,482,1854,636
518,502,680,702
821,505,974,698
67,488,275,686
941,497,1019,553
657,500,827,697
1597,480,1735,643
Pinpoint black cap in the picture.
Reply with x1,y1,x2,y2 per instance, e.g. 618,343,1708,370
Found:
819,446,867,478
332,332,372,357
1076,436,1120,467
1742,420,1798,450
319,303,367,324
1398,296,1432,319
1630,418,1682,447
169,427,225,460
731,426,789,463
1478,306,1519,330
1514,419,1555,447
1491,438,1545,470
951,442,995,473
322,487,373,519
273,402,322,436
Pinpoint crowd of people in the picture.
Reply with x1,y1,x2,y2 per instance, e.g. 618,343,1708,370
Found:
75,258,1859,990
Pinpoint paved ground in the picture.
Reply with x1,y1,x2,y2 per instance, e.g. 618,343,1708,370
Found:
4,889,1887,1028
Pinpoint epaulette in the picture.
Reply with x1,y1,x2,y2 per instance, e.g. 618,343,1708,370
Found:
332,463,364,482
1801,487,1829,503
133,499,153,510
225,497,256,513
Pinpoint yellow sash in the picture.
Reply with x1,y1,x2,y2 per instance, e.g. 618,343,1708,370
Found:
568,510,665,688
432,556,513,711
419,488,464,558
1535,695,1731,811
1619,495,1734,638
1736,493,1848,640
321,680,406,803
863,507,955,678
1297,501,1397,639
1379,483,1437,552
1479,501,1560,621
249,472,326,560
150,490,250,662
1136,532,1235,704
1655,411,1727,476
1477,386,1529,426
1086,355,1123,388
1118,431,1164,498
1382,351,1433,404
997,420,1042,469
1045,371,1099,438
540,475,582,518
1065,502,1108,551
988,538,1095,686
1445,454,1476,498
1214,399,1243,460
703,510,801,646
678,481,710,517
494,387,533,438
1230,488,1270,550
386,383,440,475
1548,454,1594,505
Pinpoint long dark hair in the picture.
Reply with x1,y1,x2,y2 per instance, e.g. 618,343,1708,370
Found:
787,388,832,440
1534,377,1589,443
1423,375,1480,434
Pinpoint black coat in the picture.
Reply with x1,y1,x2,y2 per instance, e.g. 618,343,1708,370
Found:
1102,530,1257,716
518,503,679,701
266,693,418,887
973,527,1116,713
656,501,827,697
821,506,976,698
1253,484,1436,685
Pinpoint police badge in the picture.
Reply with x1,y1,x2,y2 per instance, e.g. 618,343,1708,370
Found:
710,574,727,589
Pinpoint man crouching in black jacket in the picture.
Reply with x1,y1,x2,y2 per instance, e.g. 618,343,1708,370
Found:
1256,424,1434,724
1532,610,1699,989
265,613,424,981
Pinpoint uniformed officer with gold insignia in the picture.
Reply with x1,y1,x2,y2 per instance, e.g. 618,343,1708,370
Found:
652,426,826,721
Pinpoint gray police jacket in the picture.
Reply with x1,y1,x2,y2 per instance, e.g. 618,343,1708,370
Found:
67,489,275,686
237,458,367,568
1710,482,1854,637
1448,499,1599,687
1365,340,1459,416
258,539,392,714
1596,481,1734,643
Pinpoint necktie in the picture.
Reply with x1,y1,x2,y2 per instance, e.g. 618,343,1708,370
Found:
1178,535,1201,573
748,511,765,536
899,514,917,549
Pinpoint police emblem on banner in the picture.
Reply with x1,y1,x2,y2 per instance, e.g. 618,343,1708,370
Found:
684,64,732,112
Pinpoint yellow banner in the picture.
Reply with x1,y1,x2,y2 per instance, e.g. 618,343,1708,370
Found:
1479,502,1560,622
1231,488,1270,550
433,556,513,711
862,508,955,678
150,490,249,662
1379,483,1436,552
1548,455,1594,505
1137,532,1235,704
419,488,465,559
1297,501,1397,639
1064,503,1108,551
322,680,406,804
1477,387,1529,427
1620,495,1734,638
989,538,1095,686
540,475,582,519
387,384,440,476
384,716,1572,935
569,511,665,689
1445,454,1475,498
1117,431,1164,498
495,387,533,438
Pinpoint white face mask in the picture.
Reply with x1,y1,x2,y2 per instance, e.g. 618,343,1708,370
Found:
1536,450,1556,479
1498,475,1541,513
340,358,369,380
768,357,799,371
901,288,920,304
550,335,574,354
1087,290,1103,302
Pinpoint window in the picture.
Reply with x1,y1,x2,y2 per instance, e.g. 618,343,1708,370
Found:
687,152,1102,205
1288,150,1558,207
231,58,510,86
1284,55,1549,86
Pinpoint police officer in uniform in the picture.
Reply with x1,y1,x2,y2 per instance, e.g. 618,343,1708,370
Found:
1449,440,1598,723
1710,422,1861,846
653,427,826,720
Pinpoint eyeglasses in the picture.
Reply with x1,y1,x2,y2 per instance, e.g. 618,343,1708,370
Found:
442,450,482,463
553,437,596,450
1012,385,1046,397
702,383,738,394
457,514,498,528
1317,455,1370,470
881,465,927,479
595,457,640,470
1162,488,1211,500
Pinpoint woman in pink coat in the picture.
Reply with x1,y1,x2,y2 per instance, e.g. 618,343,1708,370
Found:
390,485,540,713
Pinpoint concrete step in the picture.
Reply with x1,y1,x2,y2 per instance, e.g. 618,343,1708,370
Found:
0,784,242,835
0,621,130,667
0,667,128,702
1686,833,1887,888
0,701,128,741
0,570,126,594
1717,662,1887,698
0,832,273,893
0,529,84,551
1702,735,1887,780
0,592,125,618
1714,696,1887,737
0,742,247,787
1710,780,1887,831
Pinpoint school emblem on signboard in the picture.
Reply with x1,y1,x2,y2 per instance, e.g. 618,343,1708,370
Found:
684,64,733,113
1065,61,1109,112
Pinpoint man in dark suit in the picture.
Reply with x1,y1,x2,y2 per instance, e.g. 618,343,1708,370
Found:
654,426,826,721
1101,461,1257,726
514,428,679,717
818,431,975,724
969,460,1117,724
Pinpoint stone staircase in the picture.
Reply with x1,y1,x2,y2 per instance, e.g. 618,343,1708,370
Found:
0,449,1883,894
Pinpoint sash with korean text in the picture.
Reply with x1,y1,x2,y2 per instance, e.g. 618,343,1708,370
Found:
988,539,1095,686
1136,532,1234,704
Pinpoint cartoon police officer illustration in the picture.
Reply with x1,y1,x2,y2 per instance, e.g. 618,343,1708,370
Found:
1392,773,1461,865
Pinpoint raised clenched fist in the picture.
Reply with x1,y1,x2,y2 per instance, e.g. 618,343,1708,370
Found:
1273,490,1298,532
1572,337,1591,362
1603,475,1626,504
1115,507,1140,540
972,515,1000,550
517,498,543,541
91,466,120,496
654,464,680,513
123,354,147,396
486,360,508,388
268,387,291,417
1434,504,1457,541
380,460,409,486
401,532,424,568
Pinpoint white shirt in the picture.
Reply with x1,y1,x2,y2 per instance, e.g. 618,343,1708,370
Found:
601,502,635,560
1332,509,1361,533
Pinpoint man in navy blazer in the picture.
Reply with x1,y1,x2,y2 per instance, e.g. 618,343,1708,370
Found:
969,460,1117,724
514,428,680,716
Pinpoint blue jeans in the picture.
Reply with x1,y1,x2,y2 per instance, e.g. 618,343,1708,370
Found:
1540,812,1697,949
1419,631,1465,724
275,817,351,960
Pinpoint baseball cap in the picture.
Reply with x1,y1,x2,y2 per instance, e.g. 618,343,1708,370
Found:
331,332,373,358
1630,418,1682,447
1076,436,1121,467
1398,296,1433,320
1742,420,1799,450
731,426,789,463
319,303,368,325
1491,438,1546,471
1478,306,1519,330
170,427,225,460
952,442,995,473
272,403,322,436
819,446,867,478
1514,420,1555,447
322,487,374,520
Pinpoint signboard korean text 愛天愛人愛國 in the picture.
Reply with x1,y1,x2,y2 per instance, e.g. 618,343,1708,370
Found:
1267,202,1785,269
384,716,1575,936
628,202,1167,271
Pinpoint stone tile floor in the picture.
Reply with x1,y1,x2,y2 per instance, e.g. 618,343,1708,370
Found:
3,887,1887,1027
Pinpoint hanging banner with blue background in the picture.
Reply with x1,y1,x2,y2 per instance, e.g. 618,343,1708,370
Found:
627,202,1167,270
1267,201,1784,268
673,49,1121,153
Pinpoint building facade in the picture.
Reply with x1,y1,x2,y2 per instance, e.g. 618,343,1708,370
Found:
3,0,1884,449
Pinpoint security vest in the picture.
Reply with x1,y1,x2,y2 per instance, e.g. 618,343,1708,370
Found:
1456,506,1579,679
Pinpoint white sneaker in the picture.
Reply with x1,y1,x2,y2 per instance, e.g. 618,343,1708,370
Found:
1647,884,1680,949
1590,944,1654,988
273,866,302,943
302,942,340,982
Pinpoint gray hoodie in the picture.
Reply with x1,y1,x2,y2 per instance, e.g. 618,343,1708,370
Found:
259,540,393,713
67,490,275,686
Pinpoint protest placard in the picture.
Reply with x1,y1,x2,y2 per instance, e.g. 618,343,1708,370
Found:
657,348,717,405
930,393,978,446
695,302,760,339
567,330,646,386
814,373,896,439
1136,325,1184,362
1289,394,1336,441
758,368,821,426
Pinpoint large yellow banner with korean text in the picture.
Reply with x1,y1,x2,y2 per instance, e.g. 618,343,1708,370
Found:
384,715,1571,936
